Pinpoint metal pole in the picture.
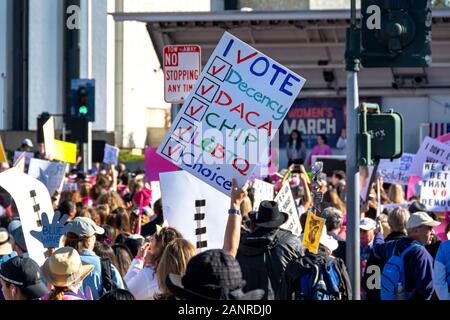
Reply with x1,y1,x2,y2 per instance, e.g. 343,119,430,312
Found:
345,0,361,300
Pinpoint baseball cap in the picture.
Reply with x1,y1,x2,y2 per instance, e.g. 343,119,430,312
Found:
360,217,377,231
0,228,13,256
65,217,104,237
22,138,33,148
0,256,49,299
8,220,27,252
407,212,441,229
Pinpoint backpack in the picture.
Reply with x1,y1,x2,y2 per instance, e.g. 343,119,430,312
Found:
294,252,351,300
100,257,118,296
380,242,421,300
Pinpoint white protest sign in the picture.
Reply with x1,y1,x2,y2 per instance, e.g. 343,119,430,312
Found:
252,179,274,211
103,144,119,165
0,168,55,266
43,116,55,158
28,158,68,196
159,171,229,250
275,182,301,236
157,32,306,196
420,163,450,212
150,180,161,207
164,45,201,104
409,136,450,176
378,153,415,185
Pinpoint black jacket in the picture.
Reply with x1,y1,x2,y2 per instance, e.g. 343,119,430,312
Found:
236,227,301,300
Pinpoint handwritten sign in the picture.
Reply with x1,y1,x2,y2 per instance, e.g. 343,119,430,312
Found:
30,212,69,249
302,212,325,254
275,182,301,236
420,163,450,212
378,153,415,185
408,136,450,177
252,179,274,211
28,158,68,196
0,168,55,266
157,32,306,195
103,144,119,165
159,171,229,249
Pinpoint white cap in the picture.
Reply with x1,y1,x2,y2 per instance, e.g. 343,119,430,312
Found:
360,217,377,231
319,225,338,252
407,212,441,229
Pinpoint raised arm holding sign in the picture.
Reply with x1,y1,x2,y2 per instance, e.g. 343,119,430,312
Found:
30,211,70,249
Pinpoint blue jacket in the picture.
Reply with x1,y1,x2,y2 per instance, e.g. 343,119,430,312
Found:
372,232,435,300
79,250,125,300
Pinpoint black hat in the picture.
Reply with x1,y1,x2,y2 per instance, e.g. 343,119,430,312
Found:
248,200,289,228
0,256,49,299
166,249,264,300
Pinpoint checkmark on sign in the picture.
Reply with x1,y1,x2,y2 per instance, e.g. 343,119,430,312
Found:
195,77,220,102
172,117,197,143
184,97,209,122
161,138,186,163
207,56,232,82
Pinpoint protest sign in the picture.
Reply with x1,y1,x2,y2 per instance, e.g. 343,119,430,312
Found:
144,147,179,182
159,171,229,250
420,163,450,212
378,153,415,185
103,144,119,165
360,165,375,203
30,212,69,249
0,168,55,266
150,180,161,207
302,212,325,254
53,139,77,164
28,158,68,196
437,132,450,145
43,116,55,157
0,137,6,162
13,151,34,166
275,181,301,236
252,179,274,211
408,136,450,177
157,32,306,196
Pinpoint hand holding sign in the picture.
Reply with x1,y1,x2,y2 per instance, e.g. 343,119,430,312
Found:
30,211,70,249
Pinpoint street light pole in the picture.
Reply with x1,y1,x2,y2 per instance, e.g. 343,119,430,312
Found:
345,0,361,300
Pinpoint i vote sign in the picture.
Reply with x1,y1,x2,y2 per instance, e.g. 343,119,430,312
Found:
157,32,306,195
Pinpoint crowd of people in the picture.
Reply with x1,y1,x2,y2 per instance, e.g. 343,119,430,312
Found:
0,135,449,301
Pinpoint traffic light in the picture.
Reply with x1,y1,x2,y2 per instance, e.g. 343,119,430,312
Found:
361,0,432,68
70,79,95,121
358,103,403,165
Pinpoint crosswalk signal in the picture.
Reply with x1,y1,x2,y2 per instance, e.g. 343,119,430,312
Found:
70,79,95,121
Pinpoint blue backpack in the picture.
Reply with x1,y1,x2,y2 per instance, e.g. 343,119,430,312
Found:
295,253,350,300
380,242,421,300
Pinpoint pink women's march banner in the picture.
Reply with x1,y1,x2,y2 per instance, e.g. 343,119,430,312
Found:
144,147,179,182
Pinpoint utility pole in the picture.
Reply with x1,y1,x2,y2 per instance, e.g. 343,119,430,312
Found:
345,0,361,300
80,0,92,172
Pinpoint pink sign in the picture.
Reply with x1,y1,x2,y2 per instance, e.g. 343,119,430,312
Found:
144,147,179,182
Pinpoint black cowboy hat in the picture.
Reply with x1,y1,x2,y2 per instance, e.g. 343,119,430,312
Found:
248,200,289,228
166,249,264,300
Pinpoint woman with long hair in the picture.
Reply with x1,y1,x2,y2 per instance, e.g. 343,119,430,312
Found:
388,183,406,204
286,129,307,166
123,227,182,300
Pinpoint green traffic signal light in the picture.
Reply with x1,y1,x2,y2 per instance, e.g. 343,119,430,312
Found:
79,105,88,115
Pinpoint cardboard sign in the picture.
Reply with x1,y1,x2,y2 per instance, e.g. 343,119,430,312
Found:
275,182,301,236
252,179,274,211
53,139,77,164
103,144,119,165
43,116,55,158
157,32,306,196
28,158,68,196
378,153,415,185
420,163,450,212
13,151,34,166
159,171,229,249
302,212,325,254
409,136,450,177
0,168,55,266
0,136,7,163
144,147,179,182
164,45,201,103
